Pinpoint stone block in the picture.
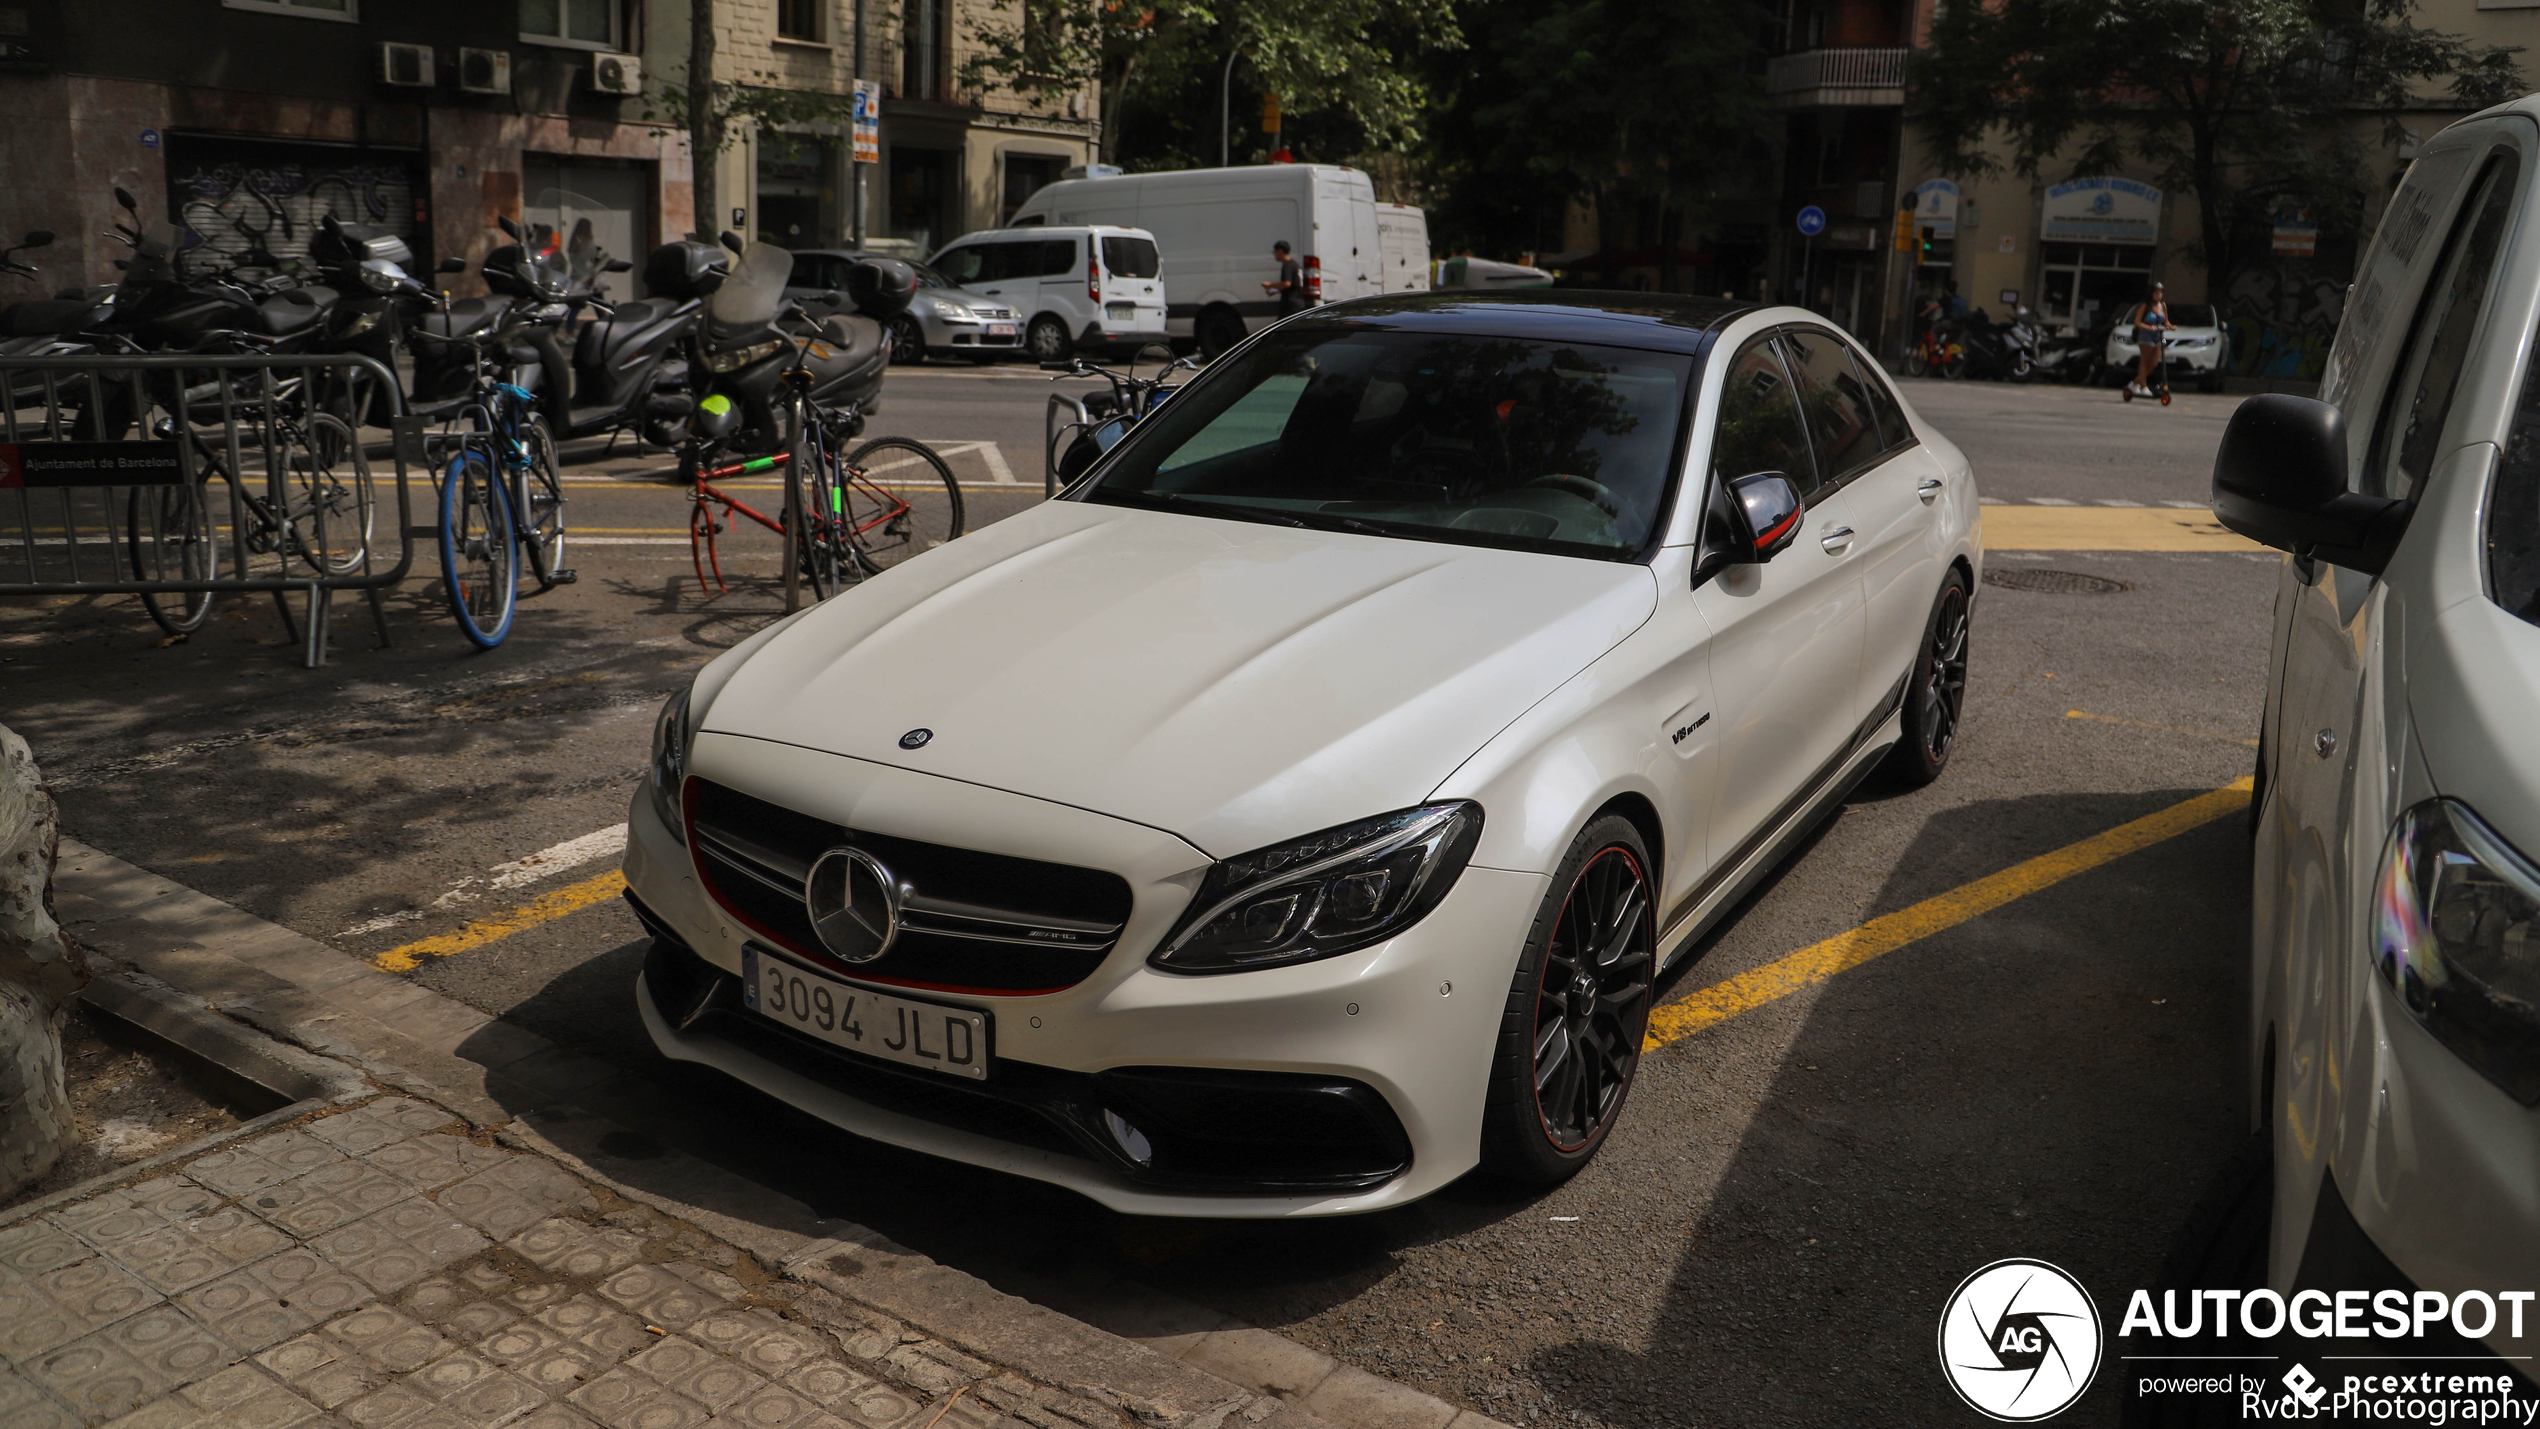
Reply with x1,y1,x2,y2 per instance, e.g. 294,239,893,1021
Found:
1178,1329,1338,1400
1297,1367,1457,1429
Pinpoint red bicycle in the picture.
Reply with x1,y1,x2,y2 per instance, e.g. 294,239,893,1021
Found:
687,397,962,600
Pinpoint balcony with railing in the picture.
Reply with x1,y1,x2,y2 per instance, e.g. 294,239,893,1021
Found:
1765,47,1908,108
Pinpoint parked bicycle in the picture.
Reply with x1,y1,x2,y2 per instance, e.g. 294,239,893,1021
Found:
1044,347,1196,493
686,368,961,602
413,322,571,648
120,361,375,636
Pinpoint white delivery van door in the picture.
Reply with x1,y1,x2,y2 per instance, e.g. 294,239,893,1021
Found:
1378,205,1431,293
1140,193,1300,326
1348,190,1382,299
1033,233,1084,329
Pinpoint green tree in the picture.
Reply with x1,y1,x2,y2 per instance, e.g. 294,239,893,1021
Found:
959,0,1461,164
1422,0,1775,288
1913,0,2524,297
648,0,868,239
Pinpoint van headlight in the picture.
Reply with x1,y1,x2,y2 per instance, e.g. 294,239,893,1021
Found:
2372,799,2540,1103
648,686,695,844
1150,803,1482,973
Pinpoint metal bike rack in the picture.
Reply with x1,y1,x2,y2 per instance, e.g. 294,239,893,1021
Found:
1044,392,1091,498
0,352,417,667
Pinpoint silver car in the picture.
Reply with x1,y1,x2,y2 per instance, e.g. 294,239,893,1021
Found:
782,250,1022,364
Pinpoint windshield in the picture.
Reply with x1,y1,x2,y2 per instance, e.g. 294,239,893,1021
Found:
125,221,188,284
711,240,793,327
2168,303,2217,328
1081,326,1695,559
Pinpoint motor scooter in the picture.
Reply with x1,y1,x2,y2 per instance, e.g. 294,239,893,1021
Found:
678,235,894,458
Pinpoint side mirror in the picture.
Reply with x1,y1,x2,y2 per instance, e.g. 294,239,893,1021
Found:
498,216,523,240
113,187,137,214
437,256,468,274
1691,471,1804,588
604,257,634,273
2212,394,2411,575
22,231,52,248
718,230,746,255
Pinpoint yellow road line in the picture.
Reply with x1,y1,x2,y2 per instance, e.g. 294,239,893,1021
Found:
371,869,627,974
2066,708,2259,748
1986,505,2263,552
1642,777,2252,1049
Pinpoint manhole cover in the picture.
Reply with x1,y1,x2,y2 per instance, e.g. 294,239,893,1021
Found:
1982,568,2132,594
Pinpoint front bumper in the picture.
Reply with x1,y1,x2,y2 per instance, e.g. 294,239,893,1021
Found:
621,736,1544,1216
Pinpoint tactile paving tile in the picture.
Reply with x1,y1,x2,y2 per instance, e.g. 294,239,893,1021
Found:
110,1225,232,1296
722,1382,858,1429
506,1220,642,1282
324,1306,453,1375
97,1304,231,1388
178,1207,294,1268
174,1266,314,1353
362,1136,473,1193
0,1221,95,1277
24,1332,169,1424
436,1174,552,1243
33,1255,164,1332
569,1363,709,1429
182,1146,295,1199
339,1379,435,1429
440,1298,517,1343
0,1267,86,1362
628,1335,766,1412
126,1180,220,1224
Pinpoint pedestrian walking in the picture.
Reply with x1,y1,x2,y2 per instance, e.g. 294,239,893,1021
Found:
2126,282,2172,399
1262,240,1309,315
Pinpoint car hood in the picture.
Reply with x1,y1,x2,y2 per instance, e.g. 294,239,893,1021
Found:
702,501,1659,856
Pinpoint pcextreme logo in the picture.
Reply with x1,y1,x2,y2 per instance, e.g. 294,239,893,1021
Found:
1939,1259,2104,1421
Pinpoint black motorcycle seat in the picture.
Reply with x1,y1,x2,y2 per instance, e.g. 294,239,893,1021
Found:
705,316,783,350
0,299,102,337
257,287,330,337
421,297,509,339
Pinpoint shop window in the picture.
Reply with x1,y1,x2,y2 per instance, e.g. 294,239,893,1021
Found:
226,0,356,17
521,0,616,48
889,147,959,254
777,0,822,41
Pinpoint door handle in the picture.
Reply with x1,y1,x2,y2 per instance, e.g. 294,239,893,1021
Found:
1916,477,1943,505
1820,525,1856,554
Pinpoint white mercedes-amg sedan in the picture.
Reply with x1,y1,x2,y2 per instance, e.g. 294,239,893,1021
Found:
622,292,1982,1216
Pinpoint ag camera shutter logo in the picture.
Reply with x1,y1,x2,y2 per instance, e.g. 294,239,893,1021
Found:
1938,1259,2103,1420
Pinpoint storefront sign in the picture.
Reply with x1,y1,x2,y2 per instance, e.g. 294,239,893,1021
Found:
2042,176,2163,246
1913,178,1958,239
852,80,879,165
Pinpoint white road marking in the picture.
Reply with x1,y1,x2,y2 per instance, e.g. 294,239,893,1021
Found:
340,823,628,937
1979,497,2007,505
2160,499,2209,509
2094,499,2146,507
2027,497,2079,506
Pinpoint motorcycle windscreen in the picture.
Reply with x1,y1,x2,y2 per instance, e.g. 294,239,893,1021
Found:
126,222,188,284
709,242,793,331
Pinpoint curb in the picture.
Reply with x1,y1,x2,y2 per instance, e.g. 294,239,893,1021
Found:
46,836,1511,1429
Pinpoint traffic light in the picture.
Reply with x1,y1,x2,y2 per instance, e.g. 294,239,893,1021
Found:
1261,91,1281,134
1893,205,1914,253
1919,226,1935,263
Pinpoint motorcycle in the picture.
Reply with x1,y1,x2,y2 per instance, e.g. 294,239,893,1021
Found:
1951,309,2028,382
678,233,894,458
1905,320,1965,379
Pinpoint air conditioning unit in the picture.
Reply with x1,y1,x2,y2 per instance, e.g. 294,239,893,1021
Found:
458,48,511,96
376,42,432,88
590,52,641,95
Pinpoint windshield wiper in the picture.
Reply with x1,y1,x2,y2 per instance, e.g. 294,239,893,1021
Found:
1121,490,1306,528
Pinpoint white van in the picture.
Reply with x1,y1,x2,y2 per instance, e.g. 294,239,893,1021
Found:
1009,165,1419,356
927,224,1166,363
1376,203,1432,294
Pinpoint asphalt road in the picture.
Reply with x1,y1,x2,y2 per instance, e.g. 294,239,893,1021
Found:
0,367,2267,1427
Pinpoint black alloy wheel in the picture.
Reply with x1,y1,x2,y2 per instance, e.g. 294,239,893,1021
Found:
1196,308,1247,361
887,314,926,366
1481,816,1657,1183
1885,569,1971,787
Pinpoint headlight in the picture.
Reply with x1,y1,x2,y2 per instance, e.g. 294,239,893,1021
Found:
1150,803,1482,974
358,260,407,294
648,686,694,844
2372,799,2540,1102
930,298,966,320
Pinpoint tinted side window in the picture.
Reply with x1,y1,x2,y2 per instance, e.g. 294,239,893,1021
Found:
1777,327,1884,487
1846,347,1914,451
1711,337,1816,497
1038,238,1080,277
935,245,993,285
2366,154,2520,500
1104,236,1161,279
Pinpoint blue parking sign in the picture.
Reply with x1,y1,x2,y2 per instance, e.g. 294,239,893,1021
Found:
1795,205,1827,237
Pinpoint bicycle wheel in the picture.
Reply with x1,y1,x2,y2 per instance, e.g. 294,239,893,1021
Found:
290,412,376,577
127,480,221,636
788,421,852,599
518,414,569,590
439,446,518,649
843,437,964,573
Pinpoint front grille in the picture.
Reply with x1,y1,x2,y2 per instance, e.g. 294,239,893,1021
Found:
684,779,1132,995
640,937,1412,1195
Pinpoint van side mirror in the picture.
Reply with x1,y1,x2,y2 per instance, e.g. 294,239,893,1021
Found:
2212,394,2411,575
1692,471,1804,588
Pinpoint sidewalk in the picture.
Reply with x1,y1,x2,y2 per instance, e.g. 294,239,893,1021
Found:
18,839,1514,1429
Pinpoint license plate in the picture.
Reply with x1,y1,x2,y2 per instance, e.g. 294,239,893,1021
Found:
986,323,1016,337
1105,304,1137,321
740,946,989,1080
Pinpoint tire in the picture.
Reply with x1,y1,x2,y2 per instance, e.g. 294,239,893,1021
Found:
886,314,926,366
1881,568,1971,787
792,421,852,600
128,481,219,636
844,436,965,572
291,412,375,577
439,446,518,650
1025,315,1072,363
1479,815,1657,1185
1196,308,1247,361
1905,348,1931,378
519,414,568,590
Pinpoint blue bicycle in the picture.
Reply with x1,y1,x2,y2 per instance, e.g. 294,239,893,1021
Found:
416,326,570,648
